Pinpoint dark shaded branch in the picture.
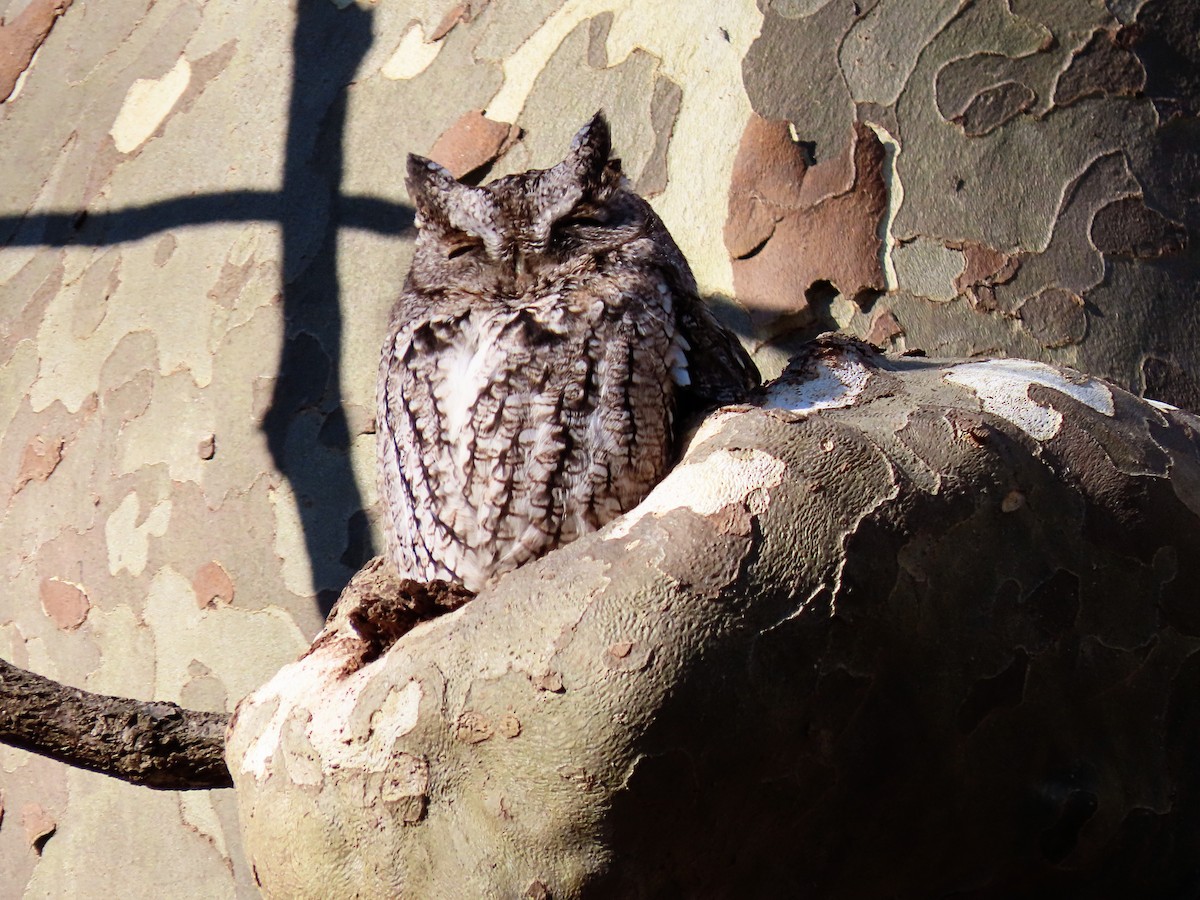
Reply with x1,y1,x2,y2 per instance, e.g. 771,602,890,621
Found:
0,658,232,790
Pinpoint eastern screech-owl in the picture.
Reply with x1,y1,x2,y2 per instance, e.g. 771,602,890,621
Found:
377,113,759,592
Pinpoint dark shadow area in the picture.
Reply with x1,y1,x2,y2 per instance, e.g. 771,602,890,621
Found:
261,0,376,615
0,3,414,618
0,194,411,246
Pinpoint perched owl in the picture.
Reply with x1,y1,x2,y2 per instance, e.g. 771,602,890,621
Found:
377,113,759,593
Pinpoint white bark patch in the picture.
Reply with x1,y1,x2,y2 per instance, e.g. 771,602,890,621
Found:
866,122,902,291
944,359,1115,440
110,58,192,154
1146,398,1178,412
238,651,422,779
105,492,171,577
763,357,871,414
381,23,444,80
606,448,785,539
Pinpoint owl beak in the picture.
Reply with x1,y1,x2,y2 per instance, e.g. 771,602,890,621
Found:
514,254,527,277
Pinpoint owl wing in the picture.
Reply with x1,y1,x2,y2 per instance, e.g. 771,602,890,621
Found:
674,293,760,419
377,302,480,587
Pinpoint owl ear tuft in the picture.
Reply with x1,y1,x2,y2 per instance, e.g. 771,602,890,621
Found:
565,112,611,188
406,154,458,226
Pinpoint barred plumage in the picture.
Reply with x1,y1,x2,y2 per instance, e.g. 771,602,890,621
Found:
377,114,758,592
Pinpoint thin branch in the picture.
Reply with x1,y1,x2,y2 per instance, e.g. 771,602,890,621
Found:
0,658,231,790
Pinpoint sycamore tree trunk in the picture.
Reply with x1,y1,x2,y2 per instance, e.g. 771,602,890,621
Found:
1,0,1196,897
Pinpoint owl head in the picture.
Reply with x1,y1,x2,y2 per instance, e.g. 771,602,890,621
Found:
403,113,669,296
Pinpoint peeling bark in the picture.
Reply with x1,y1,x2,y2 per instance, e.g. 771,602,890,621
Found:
0,0,72,102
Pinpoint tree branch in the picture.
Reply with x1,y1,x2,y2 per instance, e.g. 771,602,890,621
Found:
0,657,232,790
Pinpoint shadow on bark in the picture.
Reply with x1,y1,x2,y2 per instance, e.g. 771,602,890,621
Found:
0,4,414,616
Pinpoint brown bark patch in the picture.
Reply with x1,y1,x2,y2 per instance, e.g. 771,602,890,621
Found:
498,712,521,738
956,651,1029,734
382,753,429,824
633,74,682,197
13,435,64,493
1018,288,1088,349
71,251,120,339
604,641,654,672
38,577,89,630
866,309,904,346
430,2,489,42
193,560,234,608
1054,29,1147,107
153,234,177,267
726,115,886,325
1141,355,1200,412
454,711,494,744
532,670,565,693
20,803,55,854
1091,196,1188,259
0,0,72,102
310,559,474,670
1124,0,1200,117
951,240,1020,310
429,109,520,181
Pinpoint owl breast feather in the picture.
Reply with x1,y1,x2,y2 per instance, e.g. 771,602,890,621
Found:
377,275,682,593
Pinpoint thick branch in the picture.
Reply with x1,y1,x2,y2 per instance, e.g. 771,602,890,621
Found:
0,657,231,790
228,339,1200,897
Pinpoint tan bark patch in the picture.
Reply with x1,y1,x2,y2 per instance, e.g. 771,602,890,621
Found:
193,560,235,609
38,577,90,630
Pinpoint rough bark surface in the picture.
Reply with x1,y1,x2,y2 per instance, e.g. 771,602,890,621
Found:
228,336,1200,898
0,658,231,790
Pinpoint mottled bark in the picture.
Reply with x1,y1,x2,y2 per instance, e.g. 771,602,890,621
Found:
0,658,231,790
228,337,1200,898
741,0,1200,410
0,565,471,790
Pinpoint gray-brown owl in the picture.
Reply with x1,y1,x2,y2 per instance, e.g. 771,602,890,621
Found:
377,114,759,593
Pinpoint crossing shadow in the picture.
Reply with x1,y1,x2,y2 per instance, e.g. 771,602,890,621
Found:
1,2,412,616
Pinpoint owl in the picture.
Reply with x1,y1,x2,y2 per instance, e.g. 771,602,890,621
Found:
377,113,759,593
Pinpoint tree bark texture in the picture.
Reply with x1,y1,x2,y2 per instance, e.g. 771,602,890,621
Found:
0,658,231,790
737,0,1199,409
0,568,471,791
227,336,1200,898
